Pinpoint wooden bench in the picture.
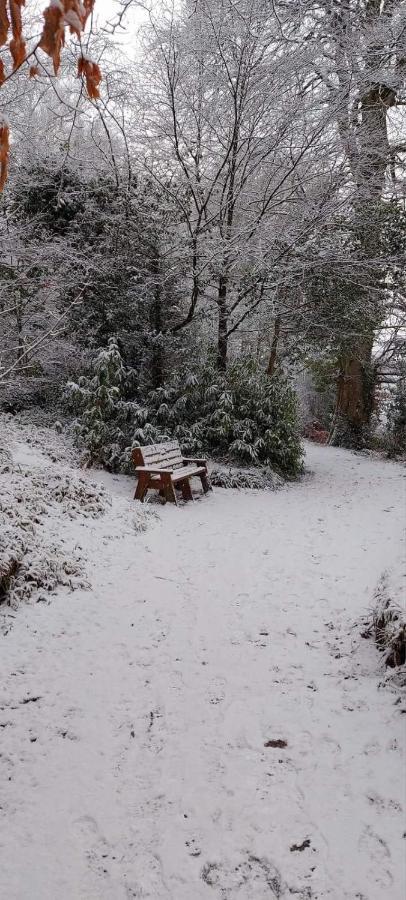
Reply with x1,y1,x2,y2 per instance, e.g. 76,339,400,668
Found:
132,441,211,504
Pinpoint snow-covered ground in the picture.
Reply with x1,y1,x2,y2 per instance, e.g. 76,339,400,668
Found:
0,429,405,900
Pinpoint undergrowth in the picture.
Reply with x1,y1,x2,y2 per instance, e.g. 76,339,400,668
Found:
66,340,304,481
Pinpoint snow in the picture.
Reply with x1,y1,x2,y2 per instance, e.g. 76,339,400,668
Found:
0,432,405,900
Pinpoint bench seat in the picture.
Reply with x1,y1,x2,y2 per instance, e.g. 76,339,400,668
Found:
131,442,212,505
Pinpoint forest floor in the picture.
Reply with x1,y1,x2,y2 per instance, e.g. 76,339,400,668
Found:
0,419,405,900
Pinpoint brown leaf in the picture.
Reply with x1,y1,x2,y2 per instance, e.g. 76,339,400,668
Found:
0,121,9,191
29,63,39,77
8,0,23,41
64,0,87,35
0,59,5,85
60,1,94,38
8,0,26,69
83,0,95,22
78,55,101,100
9,35,25,68
39,4,64,75
0,0,10,46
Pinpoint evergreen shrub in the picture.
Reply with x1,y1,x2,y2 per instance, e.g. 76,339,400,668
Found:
66,342,303,479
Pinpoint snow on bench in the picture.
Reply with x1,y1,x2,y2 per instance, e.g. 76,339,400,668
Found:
131,440,211,505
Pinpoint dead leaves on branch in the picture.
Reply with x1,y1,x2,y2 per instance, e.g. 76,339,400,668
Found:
9,0,26,70
77,54,101,99
0,0,101,87
38,0,96,77
0,0,101,189
0,119,9,190
38,2,66,75
0,0,98,77
0,0,9,46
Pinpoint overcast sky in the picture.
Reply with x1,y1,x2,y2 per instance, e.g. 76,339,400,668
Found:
94,0,150,47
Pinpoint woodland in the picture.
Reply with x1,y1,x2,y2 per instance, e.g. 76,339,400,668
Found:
0,0,405,472
1,6,406,898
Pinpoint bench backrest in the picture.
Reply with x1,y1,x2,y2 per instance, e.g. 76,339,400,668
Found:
132,440,184,470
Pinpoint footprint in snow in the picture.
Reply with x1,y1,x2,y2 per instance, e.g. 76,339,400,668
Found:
201,854,282,898
186,838,202,857
73,815,113,878
201,853,311,898
207,677,227,706
358,826,393,889
367,793,403,814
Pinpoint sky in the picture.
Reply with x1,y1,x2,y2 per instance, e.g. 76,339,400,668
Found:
93,0,150,46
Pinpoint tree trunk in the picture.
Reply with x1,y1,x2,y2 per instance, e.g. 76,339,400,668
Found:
15,298,25,373
329,343,376,448
267,315,281,377
329,2,397,447
217,274,228,371
150,252,164,389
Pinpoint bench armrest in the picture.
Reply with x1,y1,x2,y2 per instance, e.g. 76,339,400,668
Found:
135,466,173,475
183,457,207,467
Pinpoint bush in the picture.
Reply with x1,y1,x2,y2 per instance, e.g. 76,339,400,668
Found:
65,337,138,470
0,375,62,413
67,345,303,479
386,376,406,456
142,357,303,478
210,465,284,490
0,459,95,607
366,571,406,677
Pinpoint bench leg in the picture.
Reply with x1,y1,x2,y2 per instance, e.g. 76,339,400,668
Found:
162,474,178,505
181,478,193,502
200,471,211,494
134,473,150,502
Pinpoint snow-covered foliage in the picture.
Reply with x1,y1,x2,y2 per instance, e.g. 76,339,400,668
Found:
0,410,78,465
209,465,284,491
0,453,109,607
0,0,405,450
67,344,303,479
0,527,88,610
0,414,105,607
65,337,135,471
0,413,157,610
386,375,406,456
368,570,406,680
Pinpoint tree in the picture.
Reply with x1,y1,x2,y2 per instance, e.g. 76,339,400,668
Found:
140,0,333,369
307,0,406,446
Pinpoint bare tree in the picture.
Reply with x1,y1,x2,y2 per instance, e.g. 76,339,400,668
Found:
139,0,336,368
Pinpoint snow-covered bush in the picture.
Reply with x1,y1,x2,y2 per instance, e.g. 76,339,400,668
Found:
209,465,284,490
68,347,303,479
0,412,78,465
386,376,406,456
139,357,303,478
0,527,88,608
1,469,109,524
65,337,138,470
0,455,108,607
366,571,406,683
0,447,13,472
0,375,63,414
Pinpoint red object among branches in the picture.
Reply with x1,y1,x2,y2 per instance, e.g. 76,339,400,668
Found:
0,119,9,190
0,0,101,189
77,55,101,99
304,423,329,445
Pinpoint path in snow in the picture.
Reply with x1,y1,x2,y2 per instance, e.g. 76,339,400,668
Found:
0,443,405,900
